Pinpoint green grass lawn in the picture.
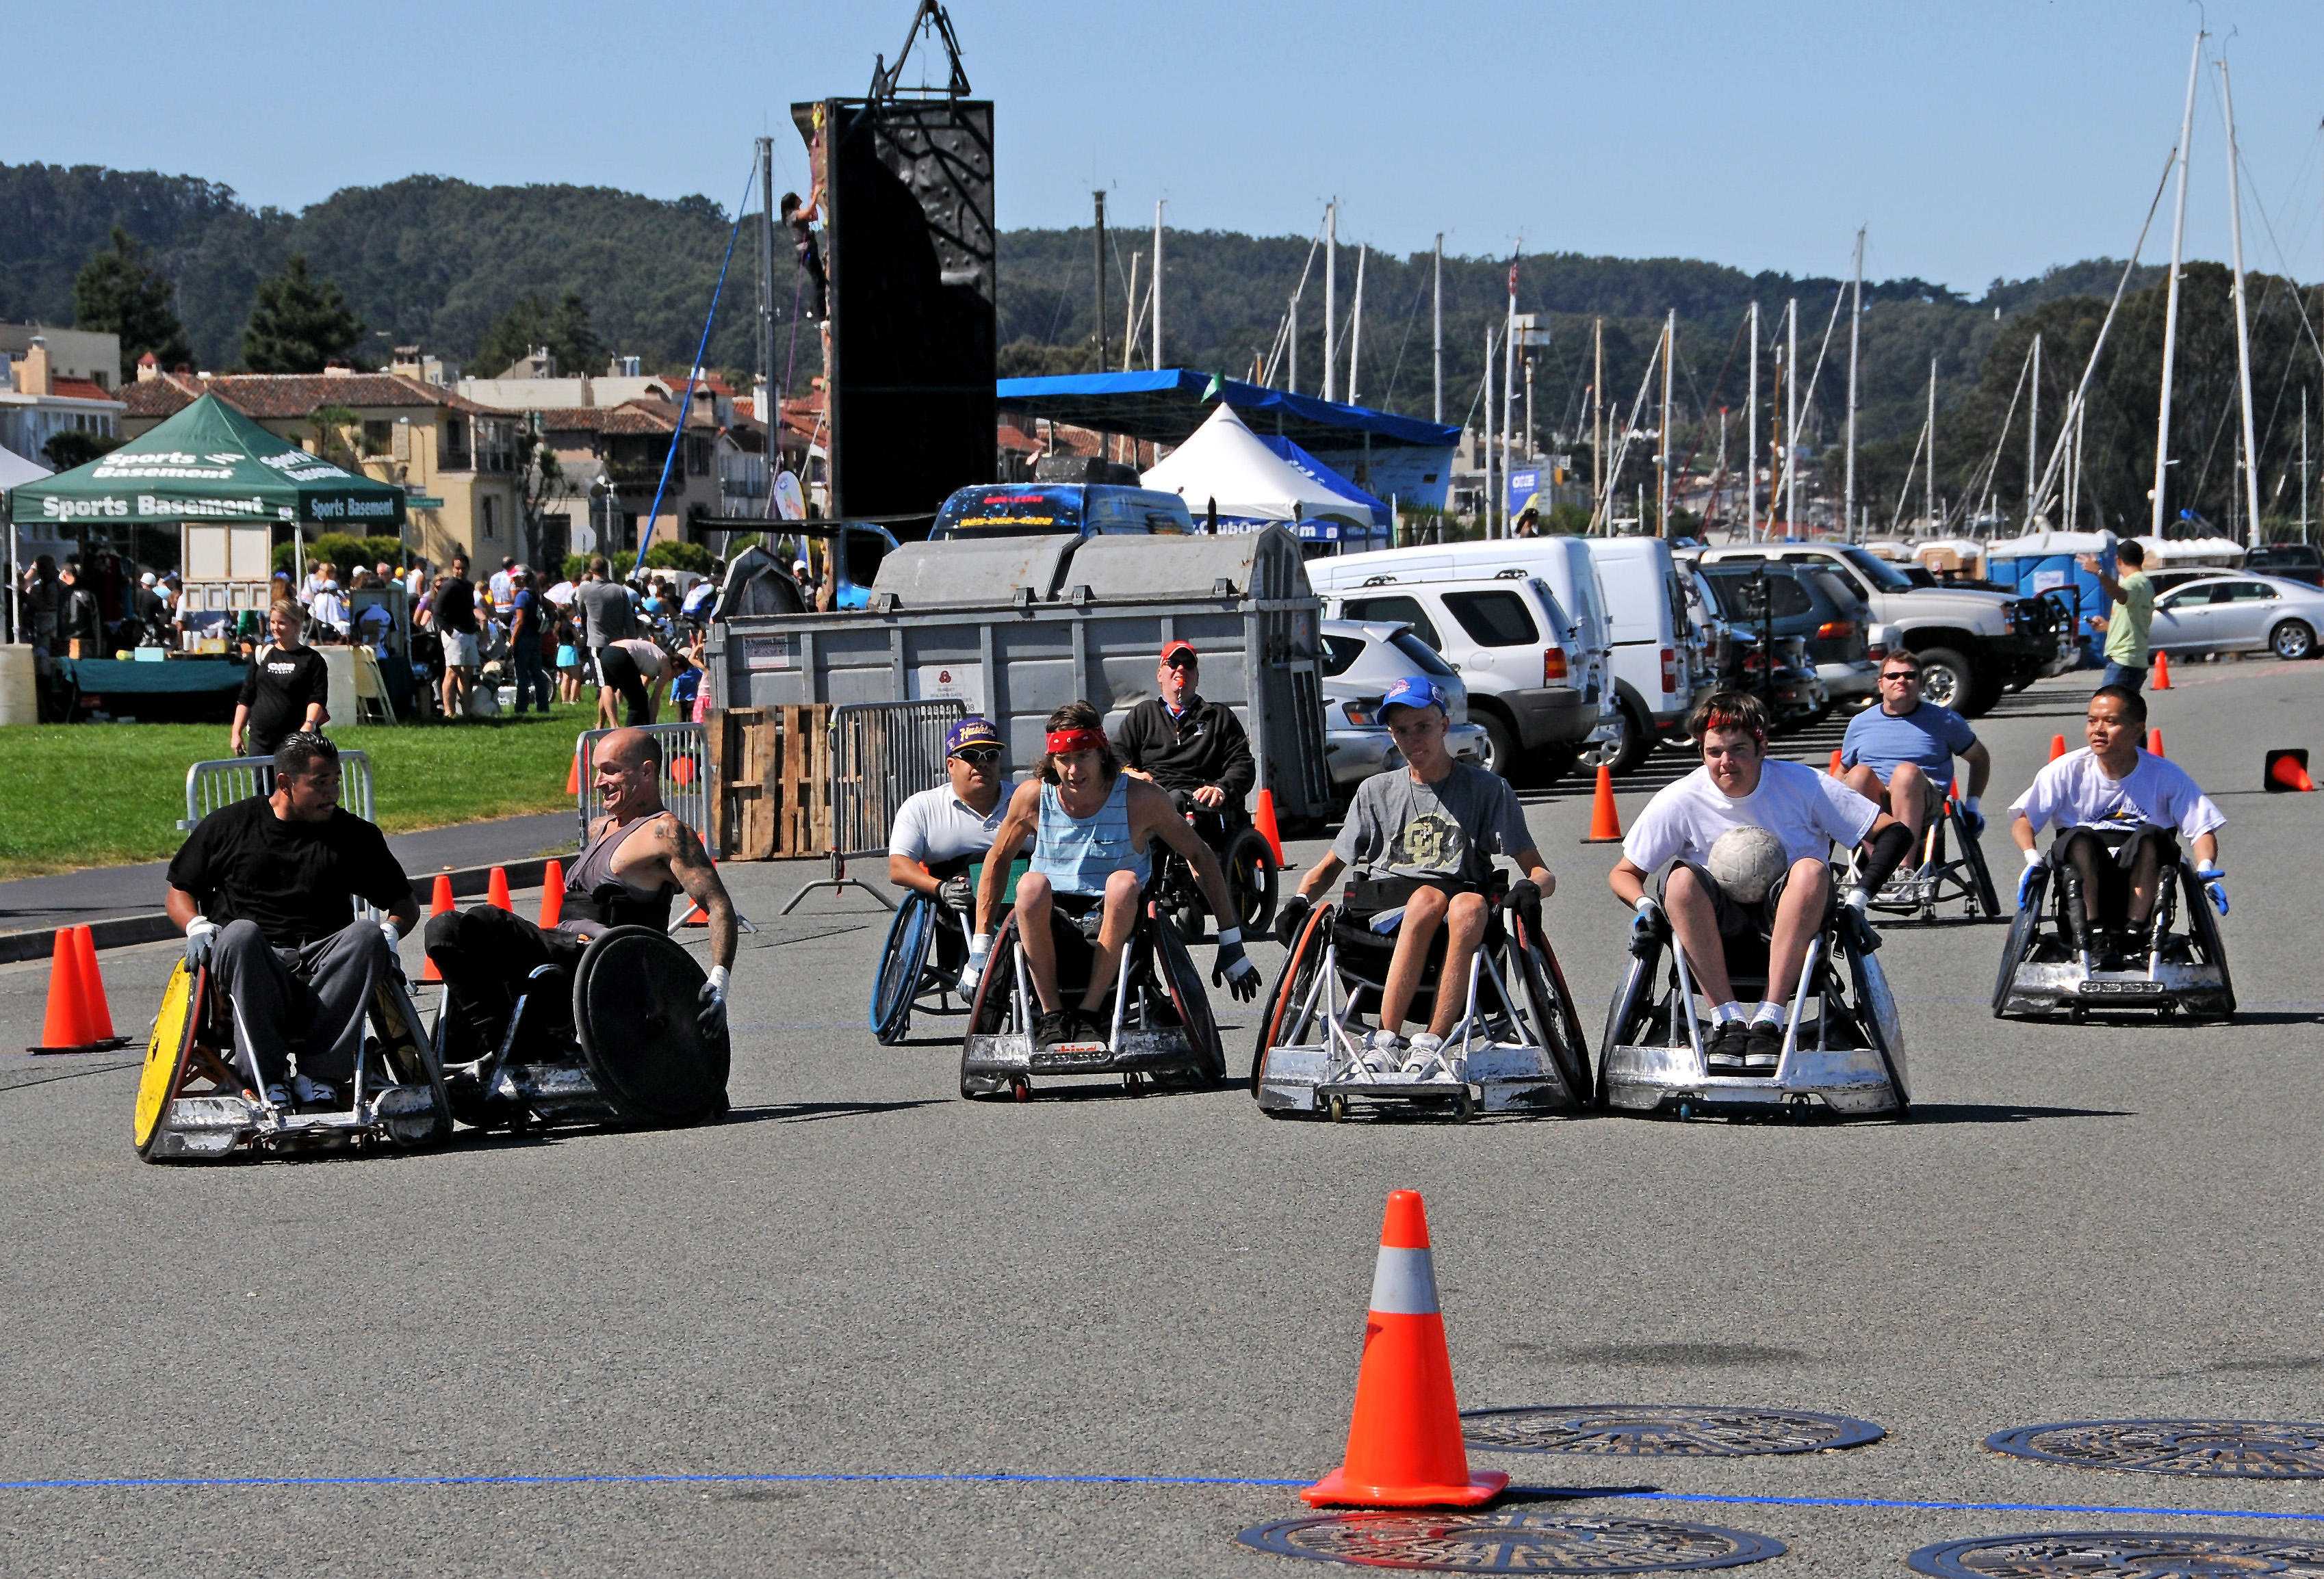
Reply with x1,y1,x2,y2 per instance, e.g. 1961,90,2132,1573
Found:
0,705,598,879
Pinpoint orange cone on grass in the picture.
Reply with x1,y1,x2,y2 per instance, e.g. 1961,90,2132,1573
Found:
1580,763,1624,844
2152,650,2172,690
539,859,565,926
419,873,454,980
2050,733,2069,762
1303,1190,1507,1509
1254,789,1285,865
70,926,120,1044
2148,728,2165,758
29,930,94,1053
2266,748,2315,793
487,866,514,912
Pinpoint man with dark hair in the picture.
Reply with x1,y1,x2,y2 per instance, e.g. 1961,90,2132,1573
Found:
2009,683,2224,965
575,553,636,692
1609,690,1911,1071
164,732,421,1109
230,601,328,759
961,700,1258,1047
1838,647,1992,847
431,553,479,719
425,727,737,1060
2080,539,2154,690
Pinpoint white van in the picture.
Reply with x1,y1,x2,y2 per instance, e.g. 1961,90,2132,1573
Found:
1584,536,1700,771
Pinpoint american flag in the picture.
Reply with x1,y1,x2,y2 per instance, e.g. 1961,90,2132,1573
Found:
1508,259,1519,296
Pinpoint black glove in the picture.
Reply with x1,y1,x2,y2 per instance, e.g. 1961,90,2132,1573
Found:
1502,878,1544,942
1213,928,1262,1002
1272,892,1313,949
936,874,974,913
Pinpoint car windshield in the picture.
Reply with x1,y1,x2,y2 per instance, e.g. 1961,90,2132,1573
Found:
931,485,1085,537
1839,547,1917,591
1389,631,1458,677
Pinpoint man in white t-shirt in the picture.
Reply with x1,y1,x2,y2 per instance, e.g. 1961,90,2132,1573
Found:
1610,690,1913,1071
2010,683,2225,965
887,718,1023,925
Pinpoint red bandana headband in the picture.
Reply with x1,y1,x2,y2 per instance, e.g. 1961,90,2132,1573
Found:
1045,726,1107,755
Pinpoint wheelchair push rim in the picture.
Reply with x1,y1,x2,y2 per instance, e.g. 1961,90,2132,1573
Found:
872,891,940,1045
133,959,203,1156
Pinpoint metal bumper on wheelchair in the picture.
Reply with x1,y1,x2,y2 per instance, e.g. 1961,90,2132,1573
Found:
1992,861,2234,1021
1599,1038,1904,1119
962,1022,1211,1091
1996,958,2231,1018
145,1083,446,1160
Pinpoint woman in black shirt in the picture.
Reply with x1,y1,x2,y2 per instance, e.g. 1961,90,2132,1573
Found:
232,602,330,758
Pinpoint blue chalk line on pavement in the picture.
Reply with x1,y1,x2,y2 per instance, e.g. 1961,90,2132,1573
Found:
3,1468,2321,1524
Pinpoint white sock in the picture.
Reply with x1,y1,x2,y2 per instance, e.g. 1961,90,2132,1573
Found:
1751,1001,1787,1028
1712,1001,1747,1024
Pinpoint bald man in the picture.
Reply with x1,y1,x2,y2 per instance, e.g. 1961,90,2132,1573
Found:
425,728,737,1062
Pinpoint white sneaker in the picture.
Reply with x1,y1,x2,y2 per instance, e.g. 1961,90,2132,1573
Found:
290,1072,339,1108
1363,1030,1406,1073
1402,1032,1446,1072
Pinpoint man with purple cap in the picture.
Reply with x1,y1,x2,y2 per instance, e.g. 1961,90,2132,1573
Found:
1270,677,1556,1073
888,716,1024,914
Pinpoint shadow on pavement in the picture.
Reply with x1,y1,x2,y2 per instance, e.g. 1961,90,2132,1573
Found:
1498,1483,1666,1505
723,1099,946,1124
1898,1101,2132,1124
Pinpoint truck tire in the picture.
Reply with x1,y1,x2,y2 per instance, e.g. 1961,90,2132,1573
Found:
1582,692,1656,777
1475,710,1519,782
1915,646,1980,714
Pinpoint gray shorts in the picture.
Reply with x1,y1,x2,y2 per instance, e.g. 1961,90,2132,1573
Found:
1659,859,1794,941
440,630,478,668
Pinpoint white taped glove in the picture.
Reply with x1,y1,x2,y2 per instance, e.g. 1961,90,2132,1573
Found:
697,964,730,1038
184,916,220,971
958,932,992,997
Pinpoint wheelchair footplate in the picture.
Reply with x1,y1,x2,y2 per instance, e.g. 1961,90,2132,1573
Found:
1999,957,2230,1019
963,1020,1211,1091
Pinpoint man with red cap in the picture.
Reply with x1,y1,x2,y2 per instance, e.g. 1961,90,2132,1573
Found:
1114,640,1256,824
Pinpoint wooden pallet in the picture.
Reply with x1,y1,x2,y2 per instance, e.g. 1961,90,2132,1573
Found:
710,705,831,859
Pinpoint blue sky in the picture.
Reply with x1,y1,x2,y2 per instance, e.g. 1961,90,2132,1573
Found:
14,1,2324,292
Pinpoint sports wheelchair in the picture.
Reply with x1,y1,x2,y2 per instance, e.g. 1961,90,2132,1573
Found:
1992,844,2233,1021
1250,872,1592,1122
870,856,1016,1045
437,924,732,1130
958,870,1226,1101
1848,791,2002,923
1599,893,1909,1122
133,950,449,1162
1152,792,1278,944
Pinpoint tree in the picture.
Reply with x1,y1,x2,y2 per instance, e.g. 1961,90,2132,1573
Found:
39,430,124,471
241,253,363,373
474,288,604,379
72,226,192,378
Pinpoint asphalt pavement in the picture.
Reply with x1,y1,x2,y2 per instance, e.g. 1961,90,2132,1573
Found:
4,660,2322,1577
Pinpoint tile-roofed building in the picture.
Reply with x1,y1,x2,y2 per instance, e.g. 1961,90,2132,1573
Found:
0,337,125,486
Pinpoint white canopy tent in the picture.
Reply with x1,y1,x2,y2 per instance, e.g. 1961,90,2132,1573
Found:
1140,401,1369,529
0,448,51,645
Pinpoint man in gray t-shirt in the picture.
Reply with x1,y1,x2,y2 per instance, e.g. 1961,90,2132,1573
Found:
574,556,636,657
1269,678,1556,1067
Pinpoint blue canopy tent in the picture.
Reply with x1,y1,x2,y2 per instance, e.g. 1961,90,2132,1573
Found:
1254,434,1392,552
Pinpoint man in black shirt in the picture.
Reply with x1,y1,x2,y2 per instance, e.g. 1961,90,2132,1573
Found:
431,553,479,720
1115,640,1256,826
166,733,419,1108
231,602,329,759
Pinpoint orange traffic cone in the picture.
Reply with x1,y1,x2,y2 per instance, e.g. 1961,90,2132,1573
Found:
2050,733,2069,762
2148,728,2165,758
565,744,582,794
420,872,455,980
70,926,123,1046
487,866,513,912
2267,748,2315,793
679,861,716,926
28,929,94,1053
1254,789,1285,865
1580,763,1623,844
1303,1190,1507,1509
2152,650,2172,690
539,859,565,926
1827,748,1843,777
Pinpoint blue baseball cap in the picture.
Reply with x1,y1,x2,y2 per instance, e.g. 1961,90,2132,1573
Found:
946,716,1004,756
1380,677,1447,717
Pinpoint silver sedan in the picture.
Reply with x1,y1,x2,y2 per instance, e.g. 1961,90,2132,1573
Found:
2148,573,2324,662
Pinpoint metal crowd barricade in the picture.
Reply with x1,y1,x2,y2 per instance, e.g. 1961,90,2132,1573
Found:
180,751,381,918
782,699,966,915
571,722,753,934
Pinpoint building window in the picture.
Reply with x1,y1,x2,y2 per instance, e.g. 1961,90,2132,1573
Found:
362,419,392,454
686,434,710,475
482,496,499,540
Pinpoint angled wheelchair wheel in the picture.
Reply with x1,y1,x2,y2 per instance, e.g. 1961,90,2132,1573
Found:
1224,827,1280,937
2181,865,2236,1019
1598,941,1663,1110
573,926,730,1125
1252,900,1334,1094
1957,816,2002,918
1150,902,1226,1086
873,892,940,1045
1512,923,1592,1107
1846,945,1909,1117
134,960,203,1158
960,913,1023,1099
1992,869,2049,1017
371,976,452,1147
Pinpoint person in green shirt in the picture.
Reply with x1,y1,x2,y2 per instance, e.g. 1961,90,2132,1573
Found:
2080,540,2153,691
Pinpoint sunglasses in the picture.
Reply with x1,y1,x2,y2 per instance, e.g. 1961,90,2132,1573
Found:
1164,657,1198,670
951,747,1003,766
1880,670,1922,682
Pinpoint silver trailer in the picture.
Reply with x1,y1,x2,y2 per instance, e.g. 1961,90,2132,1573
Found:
706,525,1333,828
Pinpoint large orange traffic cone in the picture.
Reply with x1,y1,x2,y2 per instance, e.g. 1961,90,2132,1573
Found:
1827,748,1843,777
1580,764,1624,844
420,873,455,981
2266,748,2315,793
1303,1190,1507,1509
2050,733,2069,762
2148,728,2165,758
565,744,582,794
1254,789,1285,865
487,866,514,912
539,859,565,926
70,926,122,1045
28,930,94,1053
2152,650,2173,690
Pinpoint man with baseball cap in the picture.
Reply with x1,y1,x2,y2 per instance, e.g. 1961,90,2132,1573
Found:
1271,677,1555,1071
887,716,1025,916
1115,640,1256,824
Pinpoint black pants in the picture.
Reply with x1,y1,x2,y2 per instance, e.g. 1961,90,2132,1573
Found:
210,918,391,1086
424,905,588,1062
2055,826,2178,926
595,644,650,725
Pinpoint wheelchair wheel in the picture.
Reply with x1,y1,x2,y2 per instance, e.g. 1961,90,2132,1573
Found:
960,914,1023,1099
573,926,730,1125
2181,865,2237,1019
1510,924,1592,1107
134,961,203,1158
1251,900,1333,1094
873,892,940,1045
1597,943,1662,1110
1991,868,2049,1017
1845,946,1909,1117
1224,827,1280,937
1150,902,1226,1086
370,976,452,1147
1959,817,2002,918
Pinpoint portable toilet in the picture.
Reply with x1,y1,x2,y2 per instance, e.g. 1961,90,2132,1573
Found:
1985,530,2117,665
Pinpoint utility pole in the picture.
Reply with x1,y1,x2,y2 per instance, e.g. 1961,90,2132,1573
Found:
2154,30,2202,537
1926,356,1937,534
1503,257,1519,476
1092,191,1108,371
1592,317,1605,532
756,136,775,519
1151,199,1165,371
2221,58,2264,547
1745,302,1758,542
2303,384,2312,544
1785,298,1799,536
1524,358,1535,466
1658,309,1675,536
1845,227,1863,543
1483,325,1495,538
2027,333,2041,530
1322,201,1338,402
1349,243,1367,405
1122,250,1141,372
1432,233,1443,425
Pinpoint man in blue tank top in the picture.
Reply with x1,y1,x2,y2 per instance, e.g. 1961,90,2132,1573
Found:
961,701,1260,1047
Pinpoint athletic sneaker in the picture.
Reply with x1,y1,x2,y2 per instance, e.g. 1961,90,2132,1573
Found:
1363,1030,1406,1073
1705,1020,1748,1070
290,1072,339,1107
1033,1009,1070,1049
1402,1032,1446,1073
1742,1021,1785,1071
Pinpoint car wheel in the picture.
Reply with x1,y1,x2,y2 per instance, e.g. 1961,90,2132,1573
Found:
2271,619,2314,660
1583,696,1655,777
1475,711,1519,781
1915,647,1978,713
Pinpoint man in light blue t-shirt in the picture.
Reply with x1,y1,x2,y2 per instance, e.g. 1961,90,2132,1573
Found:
1838,649,1991,847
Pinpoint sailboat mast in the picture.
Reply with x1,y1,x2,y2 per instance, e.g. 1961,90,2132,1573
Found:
1785,298,1799,535
1432,233,1443,425
1659,309,1675,536
1152,200,1164,370
1349,243,1367,405
1846,227,1863,543
2221,58,2264,547
1592,317,1605,532
1746,302,1758,542
2027,333,2041,530
2154,32,2202,537
1322,201,1337,402
1926,356,1937,533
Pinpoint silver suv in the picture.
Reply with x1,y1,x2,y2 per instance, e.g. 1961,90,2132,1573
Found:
1317,619,1489,798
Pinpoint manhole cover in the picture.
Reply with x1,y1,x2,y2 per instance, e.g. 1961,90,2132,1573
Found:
1987,1420,2324,1478
1908,1530,2324,1577
1462,1404,1883,1457
1235,1511,1785,1572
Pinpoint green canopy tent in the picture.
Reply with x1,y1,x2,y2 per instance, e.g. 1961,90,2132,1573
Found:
6,393,409,636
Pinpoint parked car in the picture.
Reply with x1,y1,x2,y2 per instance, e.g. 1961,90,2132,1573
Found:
2149,574,2324,660
1689,569,1829,734
1585,535,1704,772
1319,573,1593,783
1696,561,1877,716
1317,618,1489,798
929,482,1194,540
2242,543,2324,588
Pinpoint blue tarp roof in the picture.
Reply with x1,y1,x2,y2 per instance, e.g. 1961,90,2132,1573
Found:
995,369,1459,453
1255,434,1391,529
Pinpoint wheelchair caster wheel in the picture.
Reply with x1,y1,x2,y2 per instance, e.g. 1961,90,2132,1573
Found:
1788,1095,1813,1123
1454,1085,1476,1123
1328,1093,1348,1123
1009,1077,1032,1103
1675,1101,1694,1123
2067,1004,2087,1025
1122,1071,1144,1097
